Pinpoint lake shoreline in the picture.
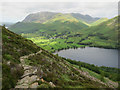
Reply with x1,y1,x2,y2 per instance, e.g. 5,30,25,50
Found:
53,47,118,68
53,46,118,53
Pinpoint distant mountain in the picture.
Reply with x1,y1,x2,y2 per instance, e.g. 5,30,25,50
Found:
9,15,89,34
90,18,108,26
79,16,119,49
23,12,58,23
81,16,118,40
3,26,117,89
10,12,102,34
71,13,100,23
22,12,100,24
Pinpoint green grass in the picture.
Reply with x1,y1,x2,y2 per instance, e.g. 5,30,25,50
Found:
61,75,72,82
65,58,120,83
44,13,79,23
81,67,107,82
70,63,108,83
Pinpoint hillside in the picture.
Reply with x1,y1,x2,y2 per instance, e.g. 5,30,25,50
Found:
44,13,79,23
79,16,119,48
9,16,89,34
71,13,100,23
90,18,108,26
23,12,58,23
2,26,118,89
9,12,103,35
2,26,41,89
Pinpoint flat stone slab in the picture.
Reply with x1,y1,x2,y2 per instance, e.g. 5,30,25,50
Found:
15,84,29,88
17,76,30,85
29,82,38,88
29,75,38,83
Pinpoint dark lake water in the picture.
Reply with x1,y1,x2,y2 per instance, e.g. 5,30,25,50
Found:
53,47,118,68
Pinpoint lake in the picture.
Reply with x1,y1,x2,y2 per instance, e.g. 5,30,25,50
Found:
53,47,118,68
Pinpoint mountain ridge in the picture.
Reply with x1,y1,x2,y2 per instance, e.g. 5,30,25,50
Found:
22,11,100,24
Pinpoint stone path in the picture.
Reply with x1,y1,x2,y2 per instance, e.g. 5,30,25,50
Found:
15,50,42,88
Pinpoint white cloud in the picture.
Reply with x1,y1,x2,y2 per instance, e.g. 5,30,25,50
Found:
0,2,118,22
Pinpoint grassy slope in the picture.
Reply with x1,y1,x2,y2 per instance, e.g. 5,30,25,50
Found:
2,26,41,89
79,16,118,48
9,22,45,34
65,58,120,82
44,13,79,23
71,13,99,24
22,12,57,23
90,18,108,26
9,13,88,34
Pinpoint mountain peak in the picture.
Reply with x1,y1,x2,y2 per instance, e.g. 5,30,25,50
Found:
22,12,58,23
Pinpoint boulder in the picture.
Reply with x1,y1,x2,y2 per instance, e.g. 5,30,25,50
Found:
49,82,55,87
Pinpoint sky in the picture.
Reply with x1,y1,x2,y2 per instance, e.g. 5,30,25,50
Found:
0,0,119,23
